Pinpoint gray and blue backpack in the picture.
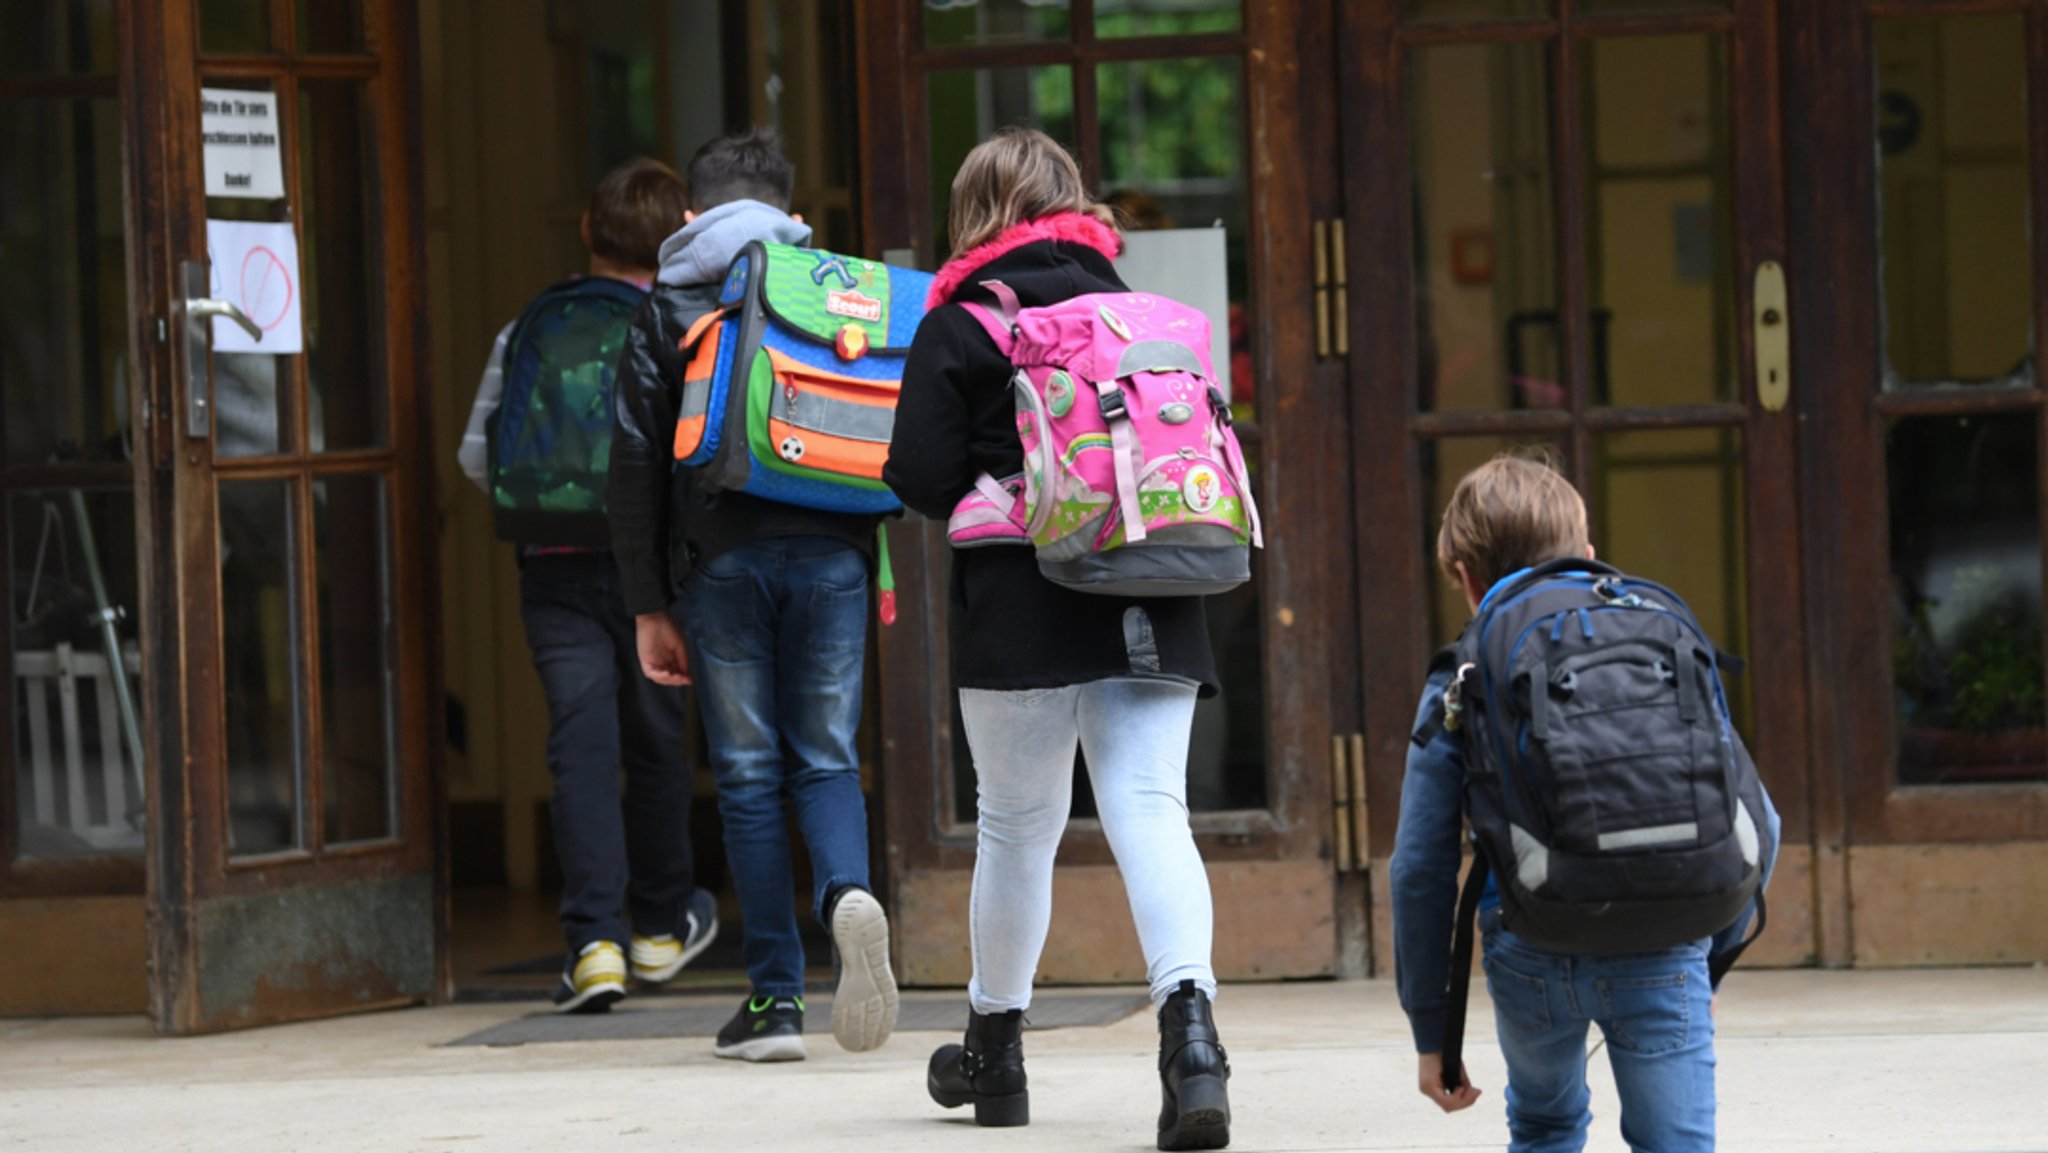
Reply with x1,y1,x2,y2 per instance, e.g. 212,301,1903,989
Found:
1425,558,1769,1089
487,276,647,545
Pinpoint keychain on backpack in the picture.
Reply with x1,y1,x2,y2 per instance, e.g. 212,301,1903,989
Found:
1442,662,1476,733
876,523,897,627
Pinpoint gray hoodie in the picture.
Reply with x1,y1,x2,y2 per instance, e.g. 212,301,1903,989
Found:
656,199,812,288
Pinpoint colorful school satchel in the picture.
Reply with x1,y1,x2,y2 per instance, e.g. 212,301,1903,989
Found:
672,242,933,515
950,281,1262,597
488,275,647,545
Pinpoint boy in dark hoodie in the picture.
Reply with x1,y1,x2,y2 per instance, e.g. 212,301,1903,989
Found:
609,129,899,1063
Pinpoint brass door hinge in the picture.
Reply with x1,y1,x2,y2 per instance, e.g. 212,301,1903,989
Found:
1330,731,1369,873
1330,733,1352,870
1313,219,1350,360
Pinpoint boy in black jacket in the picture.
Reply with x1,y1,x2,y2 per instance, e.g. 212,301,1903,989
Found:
609,129,898,1063
458,159,715,1014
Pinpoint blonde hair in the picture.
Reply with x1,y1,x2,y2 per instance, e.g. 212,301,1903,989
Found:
1436,450,1590,590
948,127,1121,253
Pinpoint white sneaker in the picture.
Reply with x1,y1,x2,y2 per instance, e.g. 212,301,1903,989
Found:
828,889,899,1052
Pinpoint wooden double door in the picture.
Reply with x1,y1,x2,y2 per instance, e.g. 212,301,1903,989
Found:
865,0,2048,975
1,0,440,1031
1345,0,2048,969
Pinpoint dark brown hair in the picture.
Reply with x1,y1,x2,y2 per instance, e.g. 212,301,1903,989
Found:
1436,448,1590,591
585,157,690,270
686,127,796,212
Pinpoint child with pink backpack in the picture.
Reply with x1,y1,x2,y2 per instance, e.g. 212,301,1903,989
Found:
884,127,1258,1152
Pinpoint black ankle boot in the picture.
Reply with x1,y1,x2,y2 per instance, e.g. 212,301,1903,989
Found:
927,1007,1028,1127
1157,980,1230,1151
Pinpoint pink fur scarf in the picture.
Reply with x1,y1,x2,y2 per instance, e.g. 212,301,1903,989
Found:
925,213,1124,310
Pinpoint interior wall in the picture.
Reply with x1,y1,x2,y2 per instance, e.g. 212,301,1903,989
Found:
417,0,857,897
421,0,642,892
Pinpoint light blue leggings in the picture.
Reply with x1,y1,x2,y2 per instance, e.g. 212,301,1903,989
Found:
958,678,1217,1012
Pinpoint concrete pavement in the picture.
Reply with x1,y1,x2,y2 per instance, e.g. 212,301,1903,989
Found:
3,968,2045,1152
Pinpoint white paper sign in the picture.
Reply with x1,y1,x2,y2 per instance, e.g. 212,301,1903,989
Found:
206,219,304,354
1115,228,1233,401
202,87,285,199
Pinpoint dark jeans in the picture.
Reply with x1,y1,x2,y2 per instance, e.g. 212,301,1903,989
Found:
519,551,696,952
679,537,872,998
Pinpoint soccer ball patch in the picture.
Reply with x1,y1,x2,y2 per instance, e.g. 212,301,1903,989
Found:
779,436,806,462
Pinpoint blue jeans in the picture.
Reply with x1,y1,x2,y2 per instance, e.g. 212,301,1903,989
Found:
679,537,872,998
518,552,696,953
1482,918,1717,1153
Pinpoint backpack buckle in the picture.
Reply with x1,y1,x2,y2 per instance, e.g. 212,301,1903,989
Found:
1207,384,1232,424
1594,576,1642,607
1098,385,1129,421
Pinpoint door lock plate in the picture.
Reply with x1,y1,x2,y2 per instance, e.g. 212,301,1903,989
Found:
1754,261,1789,413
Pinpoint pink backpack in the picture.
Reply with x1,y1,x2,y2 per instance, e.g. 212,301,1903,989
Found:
947,280,1262,596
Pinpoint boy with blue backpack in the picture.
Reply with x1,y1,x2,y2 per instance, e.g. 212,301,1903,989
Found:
609,129,902,1062
1392,452,1780,1152
458,158,718,1013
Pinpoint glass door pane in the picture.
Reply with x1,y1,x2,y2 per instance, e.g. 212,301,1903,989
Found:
1410,41,1563,411
1888,413,2046,785
1096,0,1240,38
9,489,144,859
203,77,297,458
926,65,1076,258
1,98,129,465
925,0,1071,48
2,81,144,868
299,80,387,452
315,473,396,843
219,478,305,856
1875,13,2033,389
1582,33,1737,407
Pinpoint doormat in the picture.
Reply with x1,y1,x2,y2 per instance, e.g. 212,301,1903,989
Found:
445,991,1150,1047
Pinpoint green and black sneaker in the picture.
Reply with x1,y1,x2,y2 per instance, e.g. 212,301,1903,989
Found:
713,994,807,1063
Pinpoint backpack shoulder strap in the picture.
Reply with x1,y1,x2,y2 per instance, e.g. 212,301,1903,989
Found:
1707,892,1767,987
678,305,731,357
511,276,644,358
958,279,1023,355
1439,850,1491,1093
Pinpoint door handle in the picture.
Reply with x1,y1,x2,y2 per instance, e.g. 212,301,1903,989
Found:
179,260,262,438
190,298,263,341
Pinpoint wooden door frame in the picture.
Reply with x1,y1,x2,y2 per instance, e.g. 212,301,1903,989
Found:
856,0,1346,984
1339,0,1819,969
1786,0,2048,965
136,0,445,1032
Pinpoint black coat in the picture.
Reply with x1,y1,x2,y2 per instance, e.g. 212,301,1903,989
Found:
609,281,878,617
884,238,1218,695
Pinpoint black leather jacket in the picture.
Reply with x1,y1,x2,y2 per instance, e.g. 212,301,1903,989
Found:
608,282,877,617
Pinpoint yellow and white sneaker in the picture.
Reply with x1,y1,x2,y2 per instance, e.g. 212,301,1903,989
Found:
631,890,720,984
553,939,627,1014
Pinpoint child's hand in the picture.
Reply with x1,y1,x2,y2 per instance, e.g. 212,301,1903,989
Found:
1417,1052,1483,1113
636,611,693,686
